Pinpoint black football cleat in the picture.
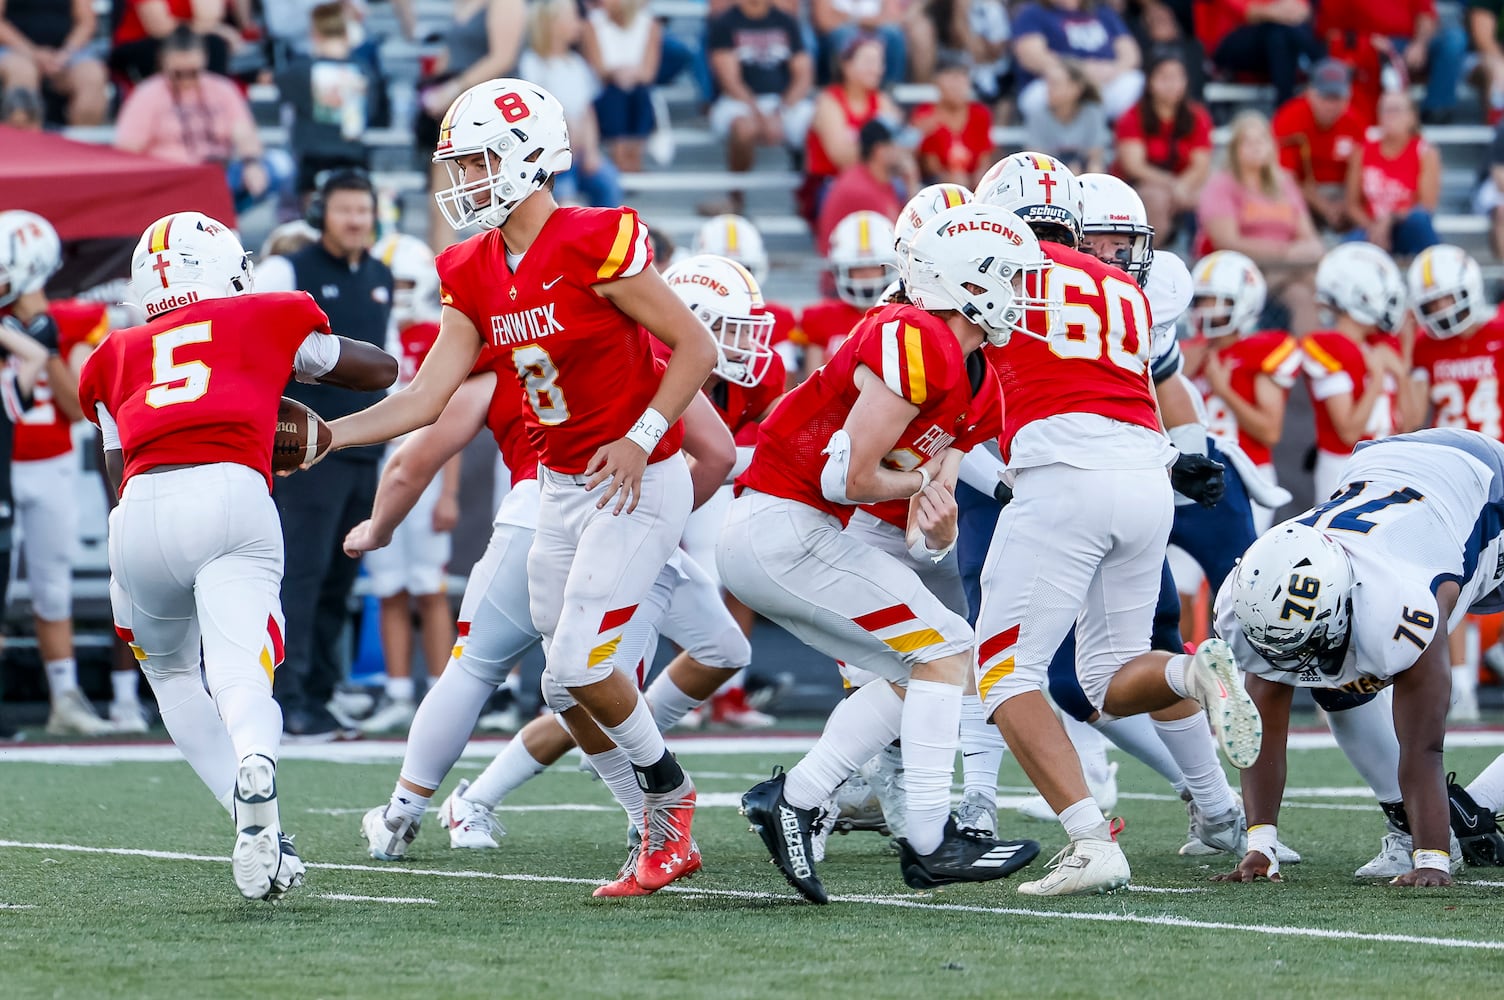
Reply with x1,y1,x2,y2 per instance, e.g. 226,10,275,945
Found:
741,768,828,904
896,816,1040,889
1448,772,1504,867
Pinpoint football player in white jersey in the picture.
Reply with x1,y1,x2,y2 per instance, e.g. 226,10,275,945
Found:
1214,428,1504,887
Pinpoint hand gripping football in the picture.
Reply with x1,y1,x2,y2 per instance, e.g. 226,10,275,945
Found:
273,397,332,473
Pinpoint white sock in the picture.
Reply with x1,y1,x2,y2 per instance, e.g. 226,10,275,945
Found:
900,678,962,856
645,673,703,732
598,693,668,768
44,658,78,698
1326,695,1402,802
1452,664,1478,697
398,667,495,790
784,681,904,810
1153,713,1236,815
386,785,430,826
111,669,141,707
210,676,283,767
959,692,1006,806
386,675,415,703
1466,752,1504,812
1062,714,1111,788
464,738,547,810
1093,714,1186,789
585,745,644,834
146,670,236,809
1059,797,1111,842
1163,653,1191,699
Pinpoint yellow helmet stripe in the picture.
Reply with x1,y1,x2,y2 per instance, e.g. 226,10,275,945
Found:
1421,250,1435,290
379,238,398,266
725,218,739,254
942,186,964,208
857,215,871,253
148,216,174,254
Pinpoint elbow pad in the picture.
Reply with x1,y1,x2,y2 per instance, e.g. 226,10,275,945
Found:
820,429,853,505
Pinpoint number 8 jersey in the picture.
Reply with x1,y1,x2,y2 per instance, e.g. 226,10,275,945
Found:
1215,428,1504,690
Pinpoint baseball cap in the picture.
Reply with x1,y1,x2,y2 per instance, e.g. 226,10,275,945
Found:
1310,59,1351,98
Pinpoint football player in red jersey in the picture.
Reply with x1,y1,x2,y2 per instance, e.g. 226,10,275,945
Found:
1302,241,1413,501
725,202,1047,904
795,210,897,382
693,215,801,388
971,152,1258,896
78,212,397,901
326,79,720,893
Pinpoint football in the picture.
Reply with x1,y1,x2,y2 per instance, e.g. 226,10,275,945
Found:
272,396,332,473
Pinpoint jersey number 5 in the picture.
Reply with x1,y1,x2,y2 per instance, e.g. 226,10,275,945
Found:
513,344,569,425
145,321,212,409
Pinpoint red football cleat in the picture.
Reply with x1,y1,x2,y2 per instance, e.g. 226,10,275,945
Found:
636,780,702,891
593,846,653,897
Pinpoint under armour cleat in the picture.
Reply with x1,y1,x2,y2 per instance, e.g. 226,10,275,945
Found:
439,779,503,849
637,776,701,891
1448,772,1504,867
108,700,150,735
594,843,653,897
361,805,419,861
1184,638,1261,769
1017,838,1131,896
711,688,776,729
742,769,827,904
896,816,1038,888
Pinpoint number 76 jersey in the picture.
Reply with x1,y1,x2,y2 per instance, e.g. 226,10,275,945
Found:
1215,428,1504,690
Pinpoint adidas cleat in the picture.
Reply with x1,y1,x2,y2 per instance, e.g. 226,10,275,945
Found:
741,769,827,904
896,817,1038,888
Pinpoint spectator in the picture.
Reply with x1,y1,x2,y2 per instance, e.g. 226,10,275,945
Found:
801,36,902,221
1468,0,1504,123
703,0,815,216
114,27,293,213
581,0,661,174
276,3,375,199
1272,58,1366,232
1197,110,1324,333
415,0,525,248
1318,0,1466,124
914,55,994,185
907,0,1011,97
1020,61,1108,175
1344,89,1440,257
254,171,394,742
111,0,241,82
518,0,623,209
1,83,41,129
1474,117,1504,258
1193,0,1324,106
1131,0,1204,97
1114,54,1212,245
1012,0,1144,122
0,0,107,125
815,118,908,253
813,0,907,86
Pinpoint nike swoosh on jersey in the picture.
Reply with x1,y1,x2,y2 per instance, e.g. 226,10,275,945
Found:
543,276,564,290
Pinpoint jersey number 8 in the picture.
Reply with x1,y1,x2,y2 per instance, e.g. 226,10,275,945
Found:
513,344,569,424
145,321,212,409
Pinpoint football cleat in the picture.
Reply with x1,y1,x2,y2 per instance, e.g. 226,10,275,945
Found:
1354,831,1464,877
267,833,306,901
1017,838,1131,896
637,776,702,891
711,688,776,729
594,843,652,897
1180,801,1246,856
1183,638,1261,769
439,780,504,849
828,773,890,835
361,805,419,861
1448,773,1504,866
231,755,282,900
1016,763,1118,822
741,769,827,904
358,696,417,734
811,801,833,863
109,701,151,734
896,816,1038,888
46,689,116,737
954,790,998,838
862,742,907,842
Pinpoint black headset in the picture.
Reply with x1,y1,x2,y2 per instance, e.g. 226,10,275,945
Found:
306,168,379,232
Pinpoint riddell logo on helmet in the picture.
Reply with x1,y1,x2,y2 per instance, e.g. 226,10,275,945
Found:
1107,213,1133,222
672,273,730,296
943,220,1024,245
145,291,199,317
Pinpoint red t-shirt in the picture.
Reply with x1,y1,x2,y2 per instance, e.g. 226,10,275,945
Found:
1412,308,1504,438
14,299,110,462
1302,329,1401,454
1272,94,1367,187
114,0,195,45
1316,0,1431,41
797,299,867,356
435,207,683,475
393,321,440,390
1358,135,1427,218
805,85,880,180
1114,101,1213,174
1194,0,1256,54
739,304,974,523
471,347,540,484
814,165,902,257
78,291,333,491
915,103,994,176
1197,331,1300,466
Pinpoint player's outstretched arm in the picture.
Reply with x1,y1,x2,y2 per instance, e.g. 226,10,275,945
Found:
1213,675,1293,883
827,366,924,505
1390,583,1459,888
319,337,400,392
679,391,735,510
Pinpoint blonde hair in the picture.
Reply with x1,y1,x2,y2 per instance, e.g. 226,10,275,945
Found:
528,0,575,55
1227,110,1280,199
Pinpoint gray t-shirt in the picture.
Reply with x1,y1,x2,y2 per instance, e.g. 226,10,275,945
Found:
1021,101,1110,174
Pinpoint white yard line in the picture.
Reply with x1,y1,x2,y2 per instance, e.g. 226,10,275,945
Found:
317,893,436,905
0,838,1498,951
0,903,36,909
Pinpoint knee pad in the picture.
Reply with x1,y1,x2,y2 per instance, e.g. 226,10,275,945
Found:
540,668,578,715
30,570,72,623
689,625,751,672
1311,686,1379,713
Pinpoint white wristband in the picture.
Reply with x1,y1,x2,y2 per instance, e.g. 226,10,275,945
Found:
907,533,955,564
1247,823,1280,876
625,407,669,454
913,465,931,496
1412,848,1451,872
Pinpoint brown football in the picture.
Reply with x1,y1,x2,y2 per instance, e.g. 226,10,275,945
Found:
272,397,333,473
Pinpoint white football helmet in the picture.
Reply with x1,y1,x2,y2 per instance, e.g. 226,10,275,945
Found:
904,202,1055,347
1409,244,1487,340
894,183,973,260
973,151,1083,247
1315,242,1406,333
828,211,898,309
1190,250,1267,340
374,233,439,326
129,212,252,321
876,279,905,305
433,78,572,231
1078,173,1155,285
1227,521,1354,674
693,214,769,286
664,253,775,387
0,210,62,307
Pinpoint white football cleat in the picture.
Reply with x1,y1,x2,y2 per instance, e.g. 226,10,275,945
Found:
267,833,306,900
1354,831,1464,877
862,743,907,842
361,805,419,861
955,790,998,838
46,689,115,737
1183,638,1261,769
359,697,416,734
1015,763,1118,822
1017,838,1131,896
1179,801,1247,856
109,701,150,734
1014,794,1058,822
232,755,282,900
438,779,503,849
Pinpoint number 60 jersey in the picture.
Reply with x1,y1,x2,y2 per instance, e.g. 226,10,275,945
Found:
1215,428,1504,690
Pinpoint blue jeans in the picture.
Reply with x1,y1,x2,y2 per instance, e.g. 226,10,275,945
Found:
554,156,624,208
227,150,295,214
824,24,908,86
1344,209,1439,256
1413,25,1467,112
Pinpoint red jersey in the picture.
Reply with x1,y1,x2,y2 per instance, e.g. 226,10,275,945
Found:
393,321,440,390
1272,95,1366,187
739,304,975,523
1197,331,1300,466
915,102,994,176
1302,330,1401,454
1113,101,1214,174
1412,309,1504,438
472,348,540,484
651,338,785,435
14,299,109,462
797,299,866,356
768,302,798,347
78,292,333,491
862,353,1003,530
987,243,1160,461
1359,136,1426,219
435,207,683,475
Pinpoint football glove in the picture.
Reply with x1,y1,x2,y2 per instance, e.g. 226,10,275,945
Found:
1,312,59,354
1170,452,1225,508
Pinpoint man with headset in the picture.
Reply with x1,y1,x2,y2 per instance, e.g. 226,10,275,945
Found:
256,169,395,740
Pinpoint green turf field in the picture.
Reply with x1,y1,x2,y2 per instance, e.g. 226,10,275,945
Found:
2,737,1502,999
